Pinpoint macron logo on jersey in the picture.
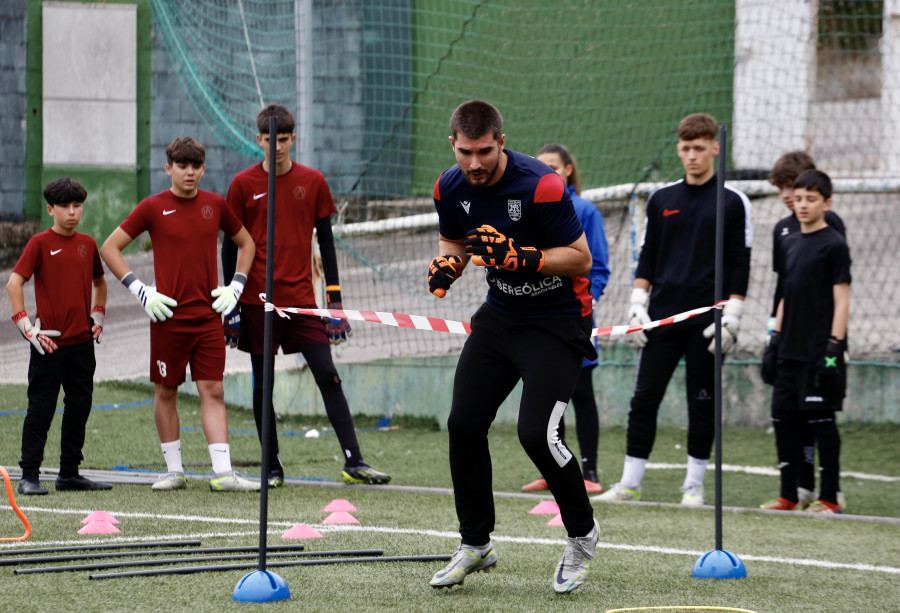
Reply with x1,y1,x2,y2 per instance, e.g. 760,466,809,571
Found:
253,192,267,200
163,209,176,216
460,200,471,214
50,249,62,256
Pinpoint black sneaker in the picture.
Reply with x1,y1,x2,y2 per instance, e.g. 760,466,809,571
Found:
342,462,391,484
18,477,48,496
55,474,113,491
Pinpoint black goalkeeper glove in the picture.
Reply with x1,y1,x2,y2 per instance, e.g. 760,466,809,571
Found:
464,225,544,273
814,336,845,393
428,255,462,298
760,331,779,385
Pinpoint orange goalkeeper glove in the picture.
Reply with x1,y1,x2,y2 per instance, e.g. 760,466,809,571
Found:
428,255,462,298
464,225,544,273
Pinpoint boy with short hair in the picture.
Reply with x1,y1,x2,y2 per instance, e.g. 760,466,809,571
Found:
221,103,390,487
766,151,847,509
595,113,752,506
7,177,111,495
101,137,260,492
761,169,850,514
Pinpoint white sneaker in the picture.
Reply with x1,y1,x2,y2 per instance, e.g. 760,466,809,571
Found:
209,471,261,492
553,518,599,593
592,482,641,503
679,483,705,506
430,542,497,588
151,472,187,491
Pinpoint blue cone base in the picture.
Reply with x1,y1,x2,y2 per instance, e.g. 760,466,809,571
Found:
233,570,291,602
692,549,747,579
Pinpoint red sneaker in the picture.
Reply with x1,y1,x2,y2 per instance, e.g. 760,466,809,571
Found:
584,479,604,494
521,478,548,491
760,497,798,511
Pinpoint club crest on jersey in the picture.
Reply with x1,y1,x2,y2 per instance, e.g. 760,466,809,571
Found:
293,186,306,200
201,205,214,220
507,199,522,221
78,244,88,258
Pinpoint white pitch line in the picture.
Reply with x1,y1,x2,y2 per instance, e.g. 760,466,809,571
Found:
3,506,898,576
647,463,900,483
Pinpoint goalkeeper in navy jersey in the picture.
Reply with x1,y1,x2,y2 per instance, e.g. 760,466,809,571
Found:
426,100,599,594
595,113,752,507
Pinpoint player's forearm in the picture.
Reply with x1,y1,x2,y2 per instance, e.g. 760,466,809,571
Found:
774,299,784,333
6,274,26,314
539,233,591,277
831,283,850,340
232,230,255,278
438,236,469,268
100,229,134,280
93,276,108,310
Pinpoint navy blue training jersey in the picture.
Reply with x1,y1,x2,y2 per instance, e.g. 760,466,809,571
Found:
433,148,590,319
779,225,851,362
635,175,752,322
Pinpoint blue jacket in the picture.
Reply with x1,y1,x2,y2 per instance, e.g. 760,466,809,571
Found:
569,185,610,367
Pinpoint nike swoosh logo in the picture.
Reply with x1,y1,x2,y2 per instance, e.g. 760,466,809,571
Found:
50,249,62,255
163,209,176,215
253,192,267,200
662,209,680,217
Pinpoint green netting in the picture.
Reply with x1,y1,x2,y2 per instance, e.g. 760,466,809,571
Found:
150,0,900,362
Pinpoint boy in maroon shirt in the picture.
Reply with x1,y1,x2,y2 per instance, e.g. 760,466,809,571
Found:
101,137,259,492
7,177,110,495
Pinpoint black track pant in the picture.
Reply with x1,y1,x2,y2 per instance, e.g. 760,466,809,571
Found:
251,345,360,473
626,324,714,460
447,306,595,544
20,342,96,477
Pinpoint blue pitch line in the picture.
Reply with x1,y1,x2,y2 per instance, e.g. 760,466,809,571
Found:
0,398,154,418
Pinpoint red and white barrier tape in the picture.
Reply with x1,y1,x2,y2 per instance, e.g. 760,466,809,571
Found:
260,293,727,338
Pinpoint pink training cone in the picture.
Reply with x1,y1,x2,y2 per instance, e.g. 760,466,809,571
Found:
81,511,120,525
321,511,360,525
281,524,323,539
529,500,560,515
546,514,565,526
78,520,121,535
321,499,358,512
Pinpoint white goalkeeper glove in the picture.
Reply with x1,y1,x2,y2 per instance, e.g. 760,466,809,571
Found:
12,311,60,355
90,306,105,344
122,273,177,323
703,297,744,354
211,273,246,314
628,287,651,349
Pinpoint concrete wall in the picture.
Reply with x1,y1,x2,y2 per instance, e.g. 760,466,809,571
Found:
0,1,27,220
165,349,900,428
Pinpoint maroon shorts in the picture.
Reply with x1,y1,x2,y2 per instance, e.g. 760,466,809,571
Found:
149,316,225,386
238,303,328,354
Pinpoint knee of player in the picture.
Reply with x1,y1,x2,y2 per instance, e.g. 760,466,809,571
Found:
313,373,343,389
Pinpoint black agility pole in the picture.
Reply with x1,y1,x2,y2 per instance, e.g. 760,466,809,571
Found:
714,125,726,553
94,554,453,580
0,540,201,557
15,549,383,575
0,544,306,567
257,115,279,572
231,115,290,602
692,124,746,579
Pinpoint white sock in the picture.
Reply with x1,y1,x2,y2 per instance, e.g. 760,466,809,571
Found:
621,455,648,488
160,440,183,473
684,455,709,488
209,443,233,475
